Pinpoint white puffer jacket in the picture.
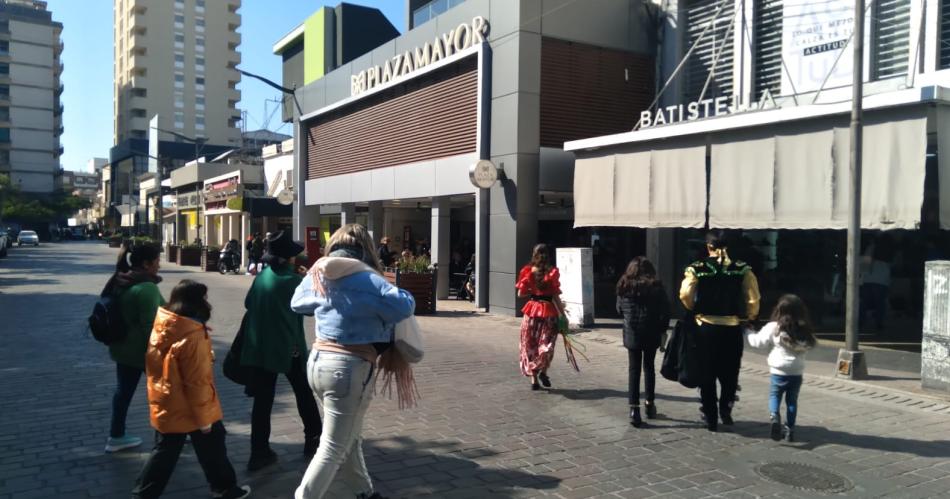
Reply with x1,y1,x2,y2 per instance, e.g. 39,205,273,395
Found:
746,322,814,375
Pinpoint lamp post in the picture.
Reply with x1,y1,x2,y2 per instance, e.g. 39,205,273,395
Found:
838,0,868,379
150,126,207,244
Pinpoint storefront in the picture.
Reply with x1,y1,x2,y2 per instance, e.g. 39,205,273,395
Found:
281,0,658,313
568,89,950,346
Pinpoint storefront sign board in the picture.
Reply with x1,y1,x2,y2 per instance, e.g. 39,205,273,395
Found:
637,90,778,129
351,17,489,96
780,0,870,95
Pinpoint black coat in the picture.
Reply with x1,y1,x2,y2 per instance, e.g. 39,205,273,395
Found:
616,284,671,351
660,316,705,389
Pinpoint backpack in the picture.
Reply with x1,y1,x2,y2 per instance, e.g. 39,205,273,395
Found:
88,293,127,345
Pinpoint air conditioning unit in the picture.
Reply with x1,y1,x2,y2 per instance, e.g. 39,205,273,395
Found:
922,261,950,393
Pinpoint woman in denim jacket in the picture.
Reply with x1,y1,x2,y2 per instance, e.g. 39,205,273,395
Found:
290,224,415,499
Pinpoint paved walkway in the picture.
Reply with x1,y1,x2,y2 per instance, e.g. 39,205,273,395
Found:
1,242,950,498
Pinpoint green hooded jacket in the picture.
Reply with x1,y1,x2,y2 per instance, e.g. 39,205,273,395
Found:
241,264,307,374
109,280,165,370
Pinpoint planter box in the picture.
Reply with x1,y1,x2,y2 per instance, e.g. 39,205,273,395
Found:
167,245,179,263
202,248,221,272
384,269,436,315
178,247,202,266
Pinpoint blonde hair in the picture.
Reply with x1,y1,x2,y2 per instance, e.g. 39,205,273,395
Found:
324,223,382,272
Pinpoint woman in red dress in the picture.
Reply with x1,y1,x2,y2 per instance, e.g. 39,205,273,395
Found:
515,244,565,390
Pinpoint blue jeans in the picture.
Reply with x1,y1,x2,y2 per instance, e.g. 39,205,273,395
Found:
296,350,376,499
111,363,144,438
768,374,803,427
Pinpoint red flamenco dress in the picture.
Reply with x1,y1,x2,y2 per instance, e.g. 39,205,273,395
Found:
515,265,561,377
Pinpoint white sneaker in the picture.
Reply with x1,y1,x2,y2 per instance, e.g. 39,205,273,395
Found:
105,435,142,453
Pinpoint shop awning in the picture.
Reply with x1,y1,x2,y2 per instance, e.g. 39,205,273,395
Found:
244,196,292,218
573,139,706,228
571,96,935,230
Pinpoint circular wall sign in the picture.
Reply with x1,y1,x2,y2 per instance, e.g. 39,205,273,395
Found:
469,160,498,189
276,189,295,206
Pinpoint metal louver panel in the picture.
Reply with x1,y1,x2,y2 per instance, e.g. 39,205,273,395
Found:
754,0,782,98
685,0,734,102
872,0,911,79
941,0,950,68
306,57,477,180
540,38,654,147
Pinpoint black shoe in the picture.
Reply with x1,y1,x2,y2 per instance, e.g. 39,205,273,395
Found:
783,424,794,442
247,449,278,472
212,485,251,499
720,409,734,426
538,372,551,388
770,413,782,441
304,436,319,458
645,402,657,419
531,382,540,391
701,411,717,432
359,493,389,499
630,406,643,428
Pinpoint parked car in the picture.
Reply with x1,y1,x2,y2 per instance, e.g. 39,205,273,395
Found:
17,230,39,246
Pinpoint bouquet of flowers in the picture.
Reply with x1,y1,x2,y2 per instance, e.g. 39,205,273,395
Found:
558,315,589,372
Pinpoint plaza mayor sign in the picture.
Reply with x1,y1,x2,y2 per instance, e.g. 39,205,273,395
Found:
351,16,489,96
637,89,778,129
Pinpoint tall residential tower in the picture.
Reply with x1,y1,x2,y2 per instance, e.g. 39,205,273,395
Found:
0,0,63,193
113,0,241,146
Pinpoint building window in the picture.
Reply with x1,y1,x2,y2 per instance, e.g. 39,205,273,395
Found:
0,63,8,75
0,85,8,100
174,33,185,49
412,0,464,28
684,0,735,102
174,53,185,69
939,0,950,68
0,128,9,143
0,107,8,121
196,36,205,46
196,0,205,6
174,14,185,27
0,41,8,56
195,116,205,131
175,91,184,108
174,73,185,88
132,88,147,97
196,56,205,66
754,0,782,98
195,77,205,85
174,112,184,129
0,150,9,165
195,95,205,111
196,18,205,33
0,21,8,33
871,0,911,80
174,0,184,9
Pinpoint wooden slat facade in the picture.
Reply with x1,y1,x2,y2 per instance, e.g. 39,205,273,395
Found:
307,56,478,180
540,38,655,148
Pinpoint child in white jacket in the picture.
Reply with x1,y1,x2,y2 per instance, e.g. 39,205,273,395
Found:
746,294,817,442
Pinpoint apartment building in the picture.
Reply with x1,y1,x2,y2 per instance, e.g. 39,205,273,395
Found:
0,0,63,193
113,0,242,146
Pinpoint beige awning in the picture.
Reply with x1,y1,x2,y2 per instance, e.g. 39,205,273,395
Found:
709,132,776,229
573,140,706,228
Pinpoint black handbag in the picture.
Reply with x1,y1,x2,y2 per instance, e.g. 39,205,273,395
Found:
223,315,254,386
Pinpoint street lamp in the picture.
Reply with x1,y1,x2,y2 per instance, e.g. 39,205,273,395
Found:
150,126,207,244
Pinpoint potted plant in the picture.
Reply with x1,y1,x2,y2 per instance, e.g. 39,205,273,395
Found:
178,240,202,266
202,245,221,271
385,255,437,315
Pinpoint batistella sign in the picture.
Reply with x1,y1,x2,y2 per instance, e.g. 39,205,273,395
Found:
637,90,778,129
350,16,489,97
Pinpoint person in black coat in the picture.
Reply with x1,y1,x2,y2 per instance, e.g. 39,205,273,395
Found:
616,256,671,428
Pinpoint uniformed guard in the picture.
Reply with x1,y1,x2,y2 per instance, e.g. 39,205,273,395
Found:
679,231,760,432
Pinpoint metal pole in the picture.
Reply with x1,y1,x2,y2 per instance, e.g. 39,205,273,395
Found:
839,0,868,379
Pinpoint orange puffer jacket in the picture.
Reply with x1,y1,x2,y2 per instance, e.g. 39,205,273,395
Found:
145,308,223,434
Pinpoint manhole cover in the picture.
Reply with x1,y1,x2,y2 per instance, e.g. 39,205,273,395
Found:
755,461,853,494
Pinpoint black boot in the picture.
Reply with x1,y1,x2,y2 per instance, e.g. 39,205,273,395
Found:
701,410,717,432
770,413,782,441
247,448,278,472
645,401,657,419
630,406,643,428
720,407,734,426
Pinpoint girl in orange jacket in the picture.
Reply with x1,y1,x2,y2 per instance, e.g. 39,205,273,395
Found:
131,280,250,499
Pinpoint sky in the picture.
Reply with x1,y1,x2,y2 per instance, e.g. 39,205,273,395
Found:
47,0,405,172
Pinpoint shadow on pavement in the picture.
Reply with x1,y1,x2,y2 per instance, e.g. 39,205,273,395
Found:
731,423,950,458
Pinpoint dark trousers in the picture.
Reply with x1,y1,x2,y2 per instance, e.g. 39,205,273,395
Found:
627,347,657,407
110,363,143,438
696,323,743,420
131,421,237,499
250,355,322,455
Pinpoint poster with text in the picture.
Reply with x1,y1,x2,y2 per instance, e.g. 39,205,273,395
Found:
781,0,870,96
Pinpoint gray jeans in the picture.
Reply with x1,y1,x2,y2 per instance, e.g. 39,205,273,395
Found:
296,350,376,499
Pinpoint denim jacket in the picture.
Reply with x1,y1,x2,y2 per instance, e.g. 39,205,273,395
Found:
290,257,415,345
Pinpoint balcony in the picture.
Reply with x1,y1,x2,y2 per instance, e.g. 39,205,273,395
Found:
130,74,148,89
55,62,63,75
229,52,242,66
227,32,241,50
129,7,146,27
54,104,64,116
129,115,148,131
55,83,64,96
227,88,241,102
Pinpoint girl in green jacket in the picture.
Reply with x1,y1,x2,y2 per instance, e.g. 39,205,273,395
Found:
101,242,165,453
